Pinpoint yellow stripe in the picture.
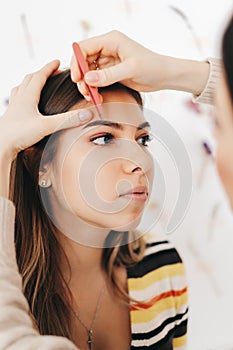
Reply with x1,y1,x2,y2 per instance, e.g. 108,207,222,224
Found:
128,263,185,291
173,334,187,348
130,293,188,323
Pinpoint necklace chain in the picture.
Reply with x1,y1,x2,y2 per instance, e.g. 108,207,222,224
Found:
70,282,106,350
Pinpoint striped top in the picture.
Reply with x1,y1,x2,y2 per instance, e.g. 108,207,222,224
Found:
0,198,188,349
128,234,188,350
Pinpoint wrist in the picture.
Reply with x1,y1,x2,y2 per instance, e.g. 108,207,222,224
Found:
161,56,210,96
0,149,14,199
0,139,16,163
0,150,14,165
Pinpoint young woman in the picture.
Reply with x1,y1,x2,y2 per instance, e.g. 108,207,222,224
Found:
71,15,233,211
0,65,188,349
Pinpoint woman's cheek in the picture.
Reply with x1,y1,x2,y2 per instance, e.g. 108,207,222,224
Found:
95,161,120,201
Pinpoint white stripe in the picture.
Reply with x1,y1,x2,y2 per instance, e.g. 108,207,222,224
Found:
144,232,169,244
144,242,176,256
132,320,175,347
132,312,188,347
175,311,188,326
129,275,187,301
131,304,188,334
131,308,177,333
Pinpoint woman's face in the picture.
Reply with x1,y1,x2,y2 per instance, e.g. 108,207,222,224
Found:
47,89,154,232
214,75,233,209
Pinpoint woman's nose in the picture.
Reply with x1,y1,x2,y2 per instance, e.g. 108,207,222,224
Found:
132,165,143,173
121,143,153,174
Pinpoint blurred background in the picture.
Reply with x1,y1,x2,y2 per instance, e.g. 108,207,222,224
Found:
1,1,233,349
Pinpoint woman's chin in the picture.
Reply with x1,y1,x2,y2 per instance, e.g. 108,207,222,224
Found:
108,215,142,232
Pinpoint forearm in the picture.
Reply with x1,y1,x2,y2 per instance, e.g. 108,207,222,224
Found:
159,55,210,96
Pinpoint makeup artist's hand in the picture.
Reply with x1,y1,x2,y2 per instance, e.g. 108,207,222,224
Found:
71,30,209,98
0,60,93,161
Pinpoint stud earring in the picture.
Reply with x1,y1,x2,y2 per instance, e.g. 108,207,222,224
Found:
41,179,47,187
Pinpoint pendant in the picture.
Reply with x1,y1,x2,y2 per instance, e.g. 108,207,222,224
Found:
87,330,93,350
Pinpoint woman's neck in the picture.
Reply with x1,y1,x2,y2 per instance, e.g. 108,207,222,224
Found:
58,233,104,276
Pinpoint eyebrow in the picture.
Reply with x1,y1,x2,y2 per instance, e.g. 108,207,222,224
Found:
82,120,151,130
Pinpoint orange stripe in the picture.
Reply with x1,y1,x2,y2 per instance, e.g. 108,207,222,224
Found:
130,287,187,311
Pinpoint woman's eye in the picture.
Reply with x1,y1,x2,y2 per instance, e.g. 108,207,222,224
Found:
137,134,153,147
90,133,114,145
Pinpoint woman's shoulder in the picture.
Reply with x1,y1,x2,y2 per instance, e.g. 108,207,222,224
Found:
127,232,184,278
144,232,181,257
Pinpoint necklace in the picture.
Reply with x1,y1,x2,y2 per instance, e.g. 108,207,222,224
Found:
70,282,106,350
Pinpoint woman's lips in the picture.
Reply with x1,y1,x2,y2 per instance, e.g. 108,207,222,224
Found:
119,186,148,202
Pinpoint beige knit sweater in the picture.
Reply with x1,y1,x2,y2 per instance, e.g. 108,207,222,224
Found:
0,197,77,349
0,58,222,349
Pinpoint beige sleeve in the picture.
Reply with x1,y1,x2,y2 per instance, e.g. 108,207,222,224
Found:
0,197,77,350
193,57,223,105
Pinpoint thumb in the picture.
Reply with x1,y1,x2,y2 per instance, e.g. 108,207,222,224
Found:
43,108,94,135
84,61,131,87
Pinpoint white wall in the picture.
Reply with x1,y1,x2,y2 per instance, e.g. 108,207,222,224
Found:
1,1,233,349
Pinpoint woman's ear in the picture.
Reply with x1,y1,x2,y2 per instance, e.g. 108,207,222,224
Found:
38,164,52,188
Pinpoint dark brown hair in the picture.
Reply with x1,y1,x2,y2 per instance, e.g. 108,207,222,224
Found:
9,70,145,340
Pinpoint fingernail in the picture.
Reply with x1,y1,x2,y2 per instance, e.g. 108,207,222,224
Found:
79,109,92,122
85,72,99,83
84,94,91,102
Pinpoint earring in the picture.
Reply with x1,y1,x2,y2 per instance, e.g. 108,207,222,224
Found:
41,179,47,187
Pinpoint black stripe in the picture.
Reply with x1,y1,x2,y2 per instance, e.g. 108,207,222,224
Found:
132,308,188,341
127,247,182,278
145,241,169,247
131,330,173,350
174,319,188,337
130,319,188,350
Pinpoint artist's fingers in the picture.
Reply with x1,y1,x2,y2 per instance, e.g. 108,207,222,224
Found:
41,108,94,135
84,61,132,87
70,31,120,82
20,60,61,102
